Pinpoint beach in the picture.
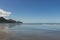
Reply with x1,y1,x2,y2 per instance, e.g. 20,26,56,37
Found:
0,24,60,40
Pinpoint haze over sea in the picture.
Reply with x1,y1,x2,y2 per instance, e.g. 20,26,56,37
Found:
0,23,60,40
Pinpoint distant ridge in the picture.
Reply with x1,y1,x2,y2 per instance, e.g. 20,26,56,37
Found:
0,17,23,23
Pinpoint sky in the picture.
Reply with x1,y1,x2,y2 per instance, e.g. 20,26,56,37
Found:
0,0,60,23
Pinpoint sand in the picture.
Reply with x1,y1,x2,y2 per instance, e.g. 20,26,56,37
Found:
0,31,8,40
0,30,60,40
8,33,60,40
8,35,60,40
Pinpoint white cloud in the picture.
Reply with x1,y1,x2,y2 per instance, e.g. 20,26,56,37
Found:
0,9,11,17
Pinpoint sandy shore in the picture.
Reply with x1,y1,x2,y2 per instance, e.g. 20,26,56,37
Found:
0,30,60,40
8,35,60,40
7,33,60,40
0,31,8,40
0,24,60,40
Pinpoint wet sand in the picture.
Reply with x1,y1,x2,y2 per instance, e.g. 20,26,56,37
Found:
0,32,60,40
8,30,60,40
0,24,60,40
0,31,8,40
8,34,60,40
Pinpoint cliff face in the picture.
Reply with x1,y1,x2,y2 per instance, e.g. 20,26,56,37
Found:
0,17,22,23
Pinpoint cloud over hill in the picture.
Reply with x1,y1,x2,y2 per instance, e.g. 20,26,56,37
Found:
0,9,11,17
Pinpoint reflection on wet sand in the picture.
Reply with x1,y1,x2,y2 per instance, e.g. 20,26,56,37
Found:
0,24,8,40
0,23,20,40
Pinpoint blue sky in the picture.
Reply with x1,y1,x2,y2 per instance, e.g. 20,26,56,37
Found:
0,0,60,23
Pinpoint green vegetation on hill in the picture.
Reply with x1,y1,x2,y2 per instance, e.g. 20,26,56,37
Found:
0,17,22,23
